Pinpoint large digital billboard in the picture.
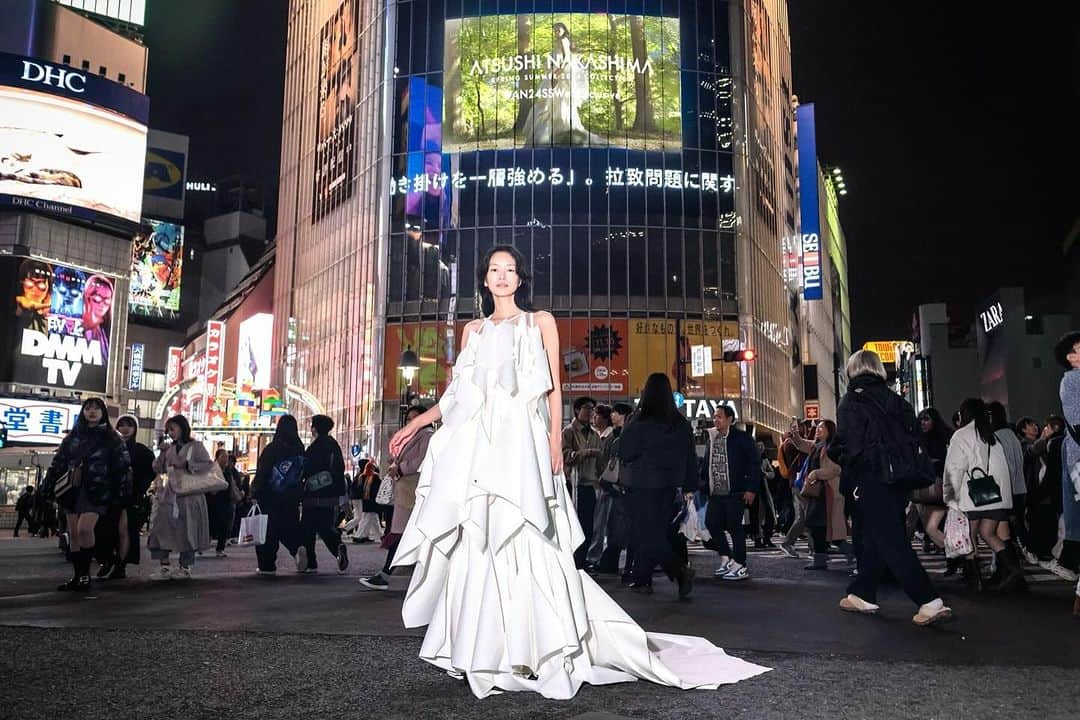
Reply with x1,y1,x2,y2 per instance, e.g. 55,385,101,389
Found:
2,256,115,392
0,51,148,229
0,397,81,445
312,0,359,219
129,219,183,319
444,13,681,152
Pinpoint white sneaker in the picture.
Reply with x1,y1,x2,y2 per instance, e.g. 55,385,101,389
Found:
1021,548,1039,565
713,558,733,577
839,593,879,614
295,549,309,574
215,550,228,558
149,566,172,581
1040,559,1079,582
913,598,953,626
173,566,192,580
779,542,800,559
720,563,749,581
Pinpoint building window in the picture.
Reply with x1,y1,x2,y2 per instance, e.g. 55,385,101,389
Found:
62,54,71,65
99,66,107,76
141,371,166,393
118,72,126,84
81,60,90,70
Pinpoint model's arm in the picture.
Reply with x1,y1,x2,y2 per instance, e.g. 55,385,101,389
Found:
536,311,564,475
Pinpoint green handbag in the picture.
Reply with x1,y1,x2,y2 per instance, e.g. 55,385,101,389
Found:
305,470,334,493
967,444,1002,508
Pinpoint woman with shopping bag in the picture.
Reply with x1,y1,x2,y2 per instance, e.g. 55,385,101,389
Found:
943,398,1019,592
147,415,214,580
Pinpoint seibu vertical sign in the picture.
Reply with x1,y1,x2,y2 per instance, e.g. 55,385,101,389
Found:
796,103,823,301
204,320,224,398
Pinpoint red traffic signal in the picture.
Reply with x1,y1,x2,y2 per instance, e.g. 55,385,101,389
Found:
723,349,757,362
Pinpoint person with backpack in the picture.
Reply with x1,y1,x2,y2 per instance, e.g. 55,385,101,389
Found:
252,415,308,575
300,414,349,574
829,350,951,626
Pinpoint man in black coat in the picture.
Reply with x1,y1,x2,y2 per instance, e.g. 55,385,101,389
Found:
700,405,761,581
300,414,349,574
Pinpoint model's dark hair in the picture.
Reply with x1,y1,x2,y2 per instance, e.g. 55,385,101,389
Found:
612,402,634,416
594,405,612,423
476,244,535,317
1016,416,1038,435
77,397,113,432
818,419,837,447
958,398,996,446
1053,331,1080,369
18,258,51,285
573,396,597,412
165,414,192,444
719,405,736,421
311,414,334,436
637,373,679,427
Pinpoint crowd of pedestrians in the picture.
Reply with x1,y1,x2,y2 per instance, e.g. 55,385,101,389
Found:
14,332,1080,619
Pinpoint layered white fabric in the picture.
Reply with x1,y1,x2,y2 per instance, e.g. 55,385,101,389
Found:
393,313,770,699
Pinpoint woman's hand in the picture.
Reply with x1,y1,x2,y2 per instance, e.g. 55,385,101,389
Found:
389,423,418,457
550,437,563,476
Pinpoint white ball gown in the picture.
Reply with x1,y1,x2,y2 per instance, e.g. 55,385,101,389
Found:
392,313,770,699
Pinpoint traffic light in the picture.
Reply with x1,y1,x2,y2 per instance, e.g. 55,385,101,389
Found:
722,349,757,363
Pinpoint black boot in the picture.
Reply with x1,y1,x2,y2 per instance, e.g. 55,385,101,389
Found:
963,558,983,592
944,557,959,577
986,545,1026,593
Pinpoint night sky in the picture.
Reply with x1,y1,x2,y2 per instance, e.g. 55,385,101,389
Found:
143,2,1078,345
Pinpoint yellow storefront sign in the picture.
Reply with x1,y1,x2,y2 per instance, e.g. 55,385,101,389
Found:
861,340,905,366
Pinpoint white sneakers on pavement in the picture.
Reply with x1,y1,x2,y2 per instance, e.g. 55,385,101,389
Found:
713,559,733,578
173,566,192,580
149,565,172,581
1039,559,1079,582
719,562,749,581
779,542,800,559
295,549,308,574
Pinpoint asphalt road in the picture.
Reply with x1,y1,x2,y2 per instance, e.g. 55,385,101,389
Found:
1,536,1077,719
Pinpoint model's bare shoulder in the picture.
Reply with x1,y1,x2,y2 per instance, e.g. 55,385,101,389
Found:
464,318,484,333
532,310,556,328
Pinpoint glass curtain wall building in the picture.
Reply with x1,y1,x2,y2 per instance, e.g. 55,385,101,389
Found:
274,0,797,455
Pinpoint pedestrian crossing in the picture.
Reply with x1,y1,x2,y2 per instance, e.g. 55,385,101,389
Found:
687,537,1073,584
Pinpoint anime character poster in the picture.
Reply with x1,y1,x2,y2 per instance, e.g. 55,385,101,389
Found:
7,256,114,392
312,0,359,220
129,219,183,318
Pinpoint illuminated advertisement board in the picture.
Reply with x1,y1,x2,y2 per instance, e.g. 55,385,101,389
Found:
1,256,114,392
796,103,822,301
312,0,359,219
237,313,273,390
0,51,149,230
443,13,681,152
129,219,183,319
0,397,81,445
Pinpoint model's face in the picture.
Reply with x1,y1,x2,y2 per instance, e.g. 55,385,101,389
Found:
82,403,103,425
484,251,521,300
714,410,732,432
117,422,135,440
84,282,112,325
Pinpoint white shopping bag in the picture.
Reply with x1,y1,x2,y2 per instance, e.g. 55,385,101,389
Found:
238,503,268,547
944,507,972,559
680,497,712,542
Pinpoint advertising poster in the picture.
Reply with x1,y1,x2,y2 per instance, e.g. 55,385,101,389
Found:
382,321,467,399
129,219,183,318
627,318,741,402
237,313,273,390
444,13,681,152
312,0,359,219
0,397,81,445
205,320,225,399
0,52,148,228
557,318,628,396
4,256,114,392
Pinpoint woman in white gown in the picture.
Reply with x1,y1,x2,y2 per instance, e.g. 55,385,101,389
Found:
519,23,605,147
389,245,769,700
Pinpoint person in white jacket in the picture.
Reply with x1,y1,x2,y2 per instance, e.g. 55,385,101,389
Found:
944,398,1021,592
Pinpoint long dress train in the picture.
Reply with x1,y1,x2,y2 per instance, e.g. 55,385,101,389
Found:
393,313,770,699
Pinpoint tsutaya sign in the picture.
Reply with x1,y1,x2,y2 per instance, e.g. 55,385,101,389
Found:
680,398,738,420
979,302,1005,333
204,321,224,398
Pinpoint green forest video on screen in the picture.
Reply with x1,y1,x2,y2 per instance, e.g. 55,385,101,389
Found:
444,13,682,152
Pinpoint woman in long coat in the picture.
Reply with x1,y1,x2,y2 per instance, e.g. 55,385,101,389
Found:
147,414,212,580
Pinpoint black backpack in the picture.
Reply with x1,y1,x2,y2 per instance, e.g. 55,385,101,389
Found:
857,391,935,491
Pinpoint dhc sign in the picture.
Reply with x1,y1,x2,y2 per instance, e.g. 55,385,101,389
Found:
20,60,86,93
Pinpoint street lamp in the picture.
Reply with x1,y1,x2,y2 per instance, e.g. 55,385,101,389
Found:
398,346,420,427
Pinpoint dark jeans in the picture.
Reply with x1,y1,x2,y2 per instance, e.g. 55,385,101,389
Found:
847,481,935,606
705,493,747,565
14,511,34,536
627,487,686,586
1027,503,1059,560
300,505,342,569
255,498,302,571
207,498,233,553
597,492,631,574
574,485,597,568
1010,493,1029,548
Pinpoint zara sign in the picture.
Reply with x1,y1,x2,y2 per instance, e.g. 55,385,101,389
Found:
979,302,1005,333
